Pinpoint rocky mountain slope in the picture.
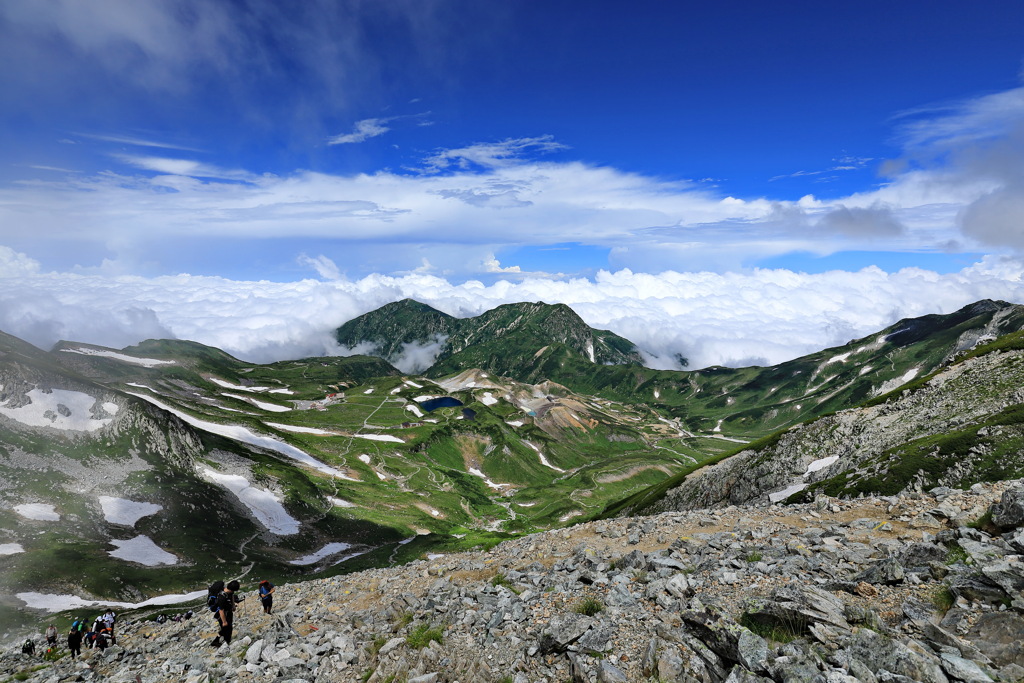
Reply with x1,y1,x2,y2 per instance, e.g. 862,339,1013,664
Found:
3,481,1022,682
626,328,1024,518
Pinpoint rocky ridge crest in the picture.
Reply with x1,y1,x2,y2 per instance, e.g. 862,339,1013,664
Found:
4,481,1024,682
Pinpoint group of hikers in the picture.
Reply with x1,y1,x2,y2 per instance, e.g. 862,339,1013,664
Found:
21,609,118,659
19,578,276,658
206,578,275,648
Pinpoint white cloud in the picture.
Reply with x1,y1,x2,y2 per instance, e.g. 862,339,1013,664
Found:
391,334,448,374
328,118,393,145
2,252,1024,371
299,254,345,281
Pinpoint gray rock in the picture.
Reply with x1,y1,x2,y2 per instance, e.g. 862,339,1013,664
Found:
991,485,1024,531
938,653,994,683
855,557,905,585
846,628,949,683
665,573,692,599
966,612,1024,667
537,613,593,655
407,674,439,683
596,660,628,683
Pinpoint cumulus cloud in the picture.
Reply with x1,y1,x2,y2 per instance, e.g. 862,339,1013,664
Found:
2,251,1024,370
391,335,448,374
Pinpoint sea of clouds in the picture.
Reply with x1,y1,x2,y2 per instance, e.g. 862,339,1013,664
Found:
3,246,1023,371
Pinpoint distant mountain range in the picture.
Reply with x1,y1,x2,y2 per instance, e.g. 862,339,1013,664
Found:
2,298,1024,634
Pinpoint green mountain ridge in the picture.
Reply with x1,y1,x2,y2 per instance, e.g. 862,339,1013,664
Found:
336,299,645,375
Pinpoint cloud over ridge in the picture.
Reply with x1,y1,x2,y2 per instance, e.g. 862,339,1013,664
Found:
2,251,1022,371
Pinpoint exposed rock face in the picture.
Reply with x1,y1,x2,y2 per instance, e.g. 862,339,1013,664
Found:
645,348,1024,515
3,481,1022,682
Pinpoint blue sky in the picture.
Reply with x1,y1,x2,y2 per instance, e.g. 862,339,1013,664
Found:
2,1,1024,368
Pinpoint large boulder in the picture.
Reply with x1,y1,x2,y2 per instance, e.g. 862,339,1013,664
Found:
991,485,1024,531
846,628,949,683
966,612,1024,668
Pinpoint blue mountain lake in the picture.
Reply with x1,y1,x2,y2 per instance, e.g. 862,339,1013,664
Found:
419,396,464,412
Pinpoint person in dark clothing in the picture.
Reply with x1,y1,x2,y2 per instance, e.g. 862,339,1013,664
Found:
258,580,275,615
67,628,83,659
210,579,240,647
21,639,35,655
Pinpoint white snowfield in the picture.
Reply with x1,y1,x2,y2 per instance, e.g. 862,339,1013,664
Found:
468,467,510,490
405,404,424,418
525,441,566,473
200,468,300,535
506,420,524,427
15,503,60,521
480,392,498,406
327,496,357,508
0,388,115,432
222,393,291,412
288,541,355,565
264,422,333,435
108,535,178,566
768,483,807,503
413,395,438,402
99,496,162,526
0,543,24,555
208,377,291,394
353,433,404,443
16,589,207,613
404,380,423,389
125,391,347,478
60,347,175,367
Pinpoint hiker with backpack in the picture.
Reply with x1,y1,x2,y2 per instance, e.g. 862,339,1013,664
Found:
210,580,241,647
258,579,275,614
101,608,117,645
44,624,57,648
21,639,34,656
67,626,83,659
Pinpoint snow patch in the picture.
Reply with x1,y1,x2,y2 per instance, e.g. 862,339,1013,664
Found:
804,455,840,476
108,536,177,566
713,419,723,433
200,468,301,535
0,543,25,555
353,433,404,443
358,454,371,464
404,380,423,389
413,395,438,403
405,404,424,418
125,391,347,478
222,393,291,412
480,392,498,406
468,467,509,490
289,542,355,566
506,420,523,427
768,483,807,503
15,503,59,521
825,352,850,365
0,388,113,432
60,347,174,367
99,496,162,526
363,388,374,394
654,389,660,399
327,496,357,508
208,377,274,392
17,589,208,613
264,422,333,435
525,441,566,473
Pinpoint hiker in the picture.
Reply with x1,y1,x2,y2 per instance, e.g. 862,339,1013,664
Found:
95,630,108,651
101,608,117,645
67,627,83,659
210,579,241,647
21,639,35,656
258,579,276,614
45,624,57,648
